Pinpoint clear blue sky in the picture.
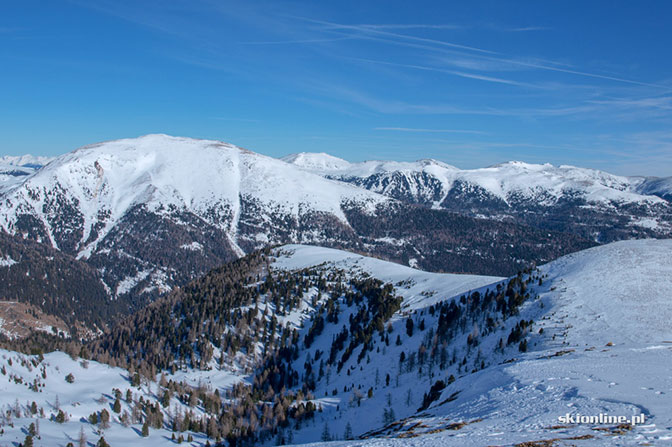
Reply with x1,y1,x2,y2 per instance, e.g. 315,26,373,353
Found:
1,1,671,176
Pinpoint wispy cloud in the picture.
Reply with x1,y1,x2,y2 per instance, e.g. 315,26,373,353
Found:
295,16,668,90
349,24,465,31
239,36,356,45
489,25,552,32
588,95,672,110
211,117,261,122
375,127,485,134
349,57,535,87
294,16,499,55
509,26,550,32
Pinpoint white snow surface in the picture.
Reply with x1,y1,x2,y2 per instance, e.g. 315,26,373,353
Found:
284,153,667,206
0,255,17,267
632,175,672,198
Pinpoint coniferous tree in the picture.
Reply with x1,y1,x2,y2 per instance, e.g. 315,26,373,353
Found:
320,422,331,442
344,422,353,440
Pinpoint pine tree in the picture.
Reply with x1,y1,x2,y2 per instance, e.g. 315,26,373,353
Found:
99,409,110,429
113,398,121,413
320,422,331,441
344,422,353,440
24,434,34,447
142,421,149,437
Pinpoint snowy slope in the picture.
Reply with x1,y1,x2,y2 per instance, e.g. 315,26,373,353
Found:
280,239,672,447
273,244,502,310
0,349,228,447
0,155,53,192
0,160,45,195
0,155,54,168
633,176,672,201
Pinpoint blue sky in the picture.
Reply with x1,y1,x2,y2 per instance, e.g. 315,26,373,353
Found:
1,1,671,176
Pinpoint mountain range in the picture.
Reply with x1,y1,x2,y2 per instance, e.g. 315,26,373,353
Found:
284,152,672,242
0,135,619,329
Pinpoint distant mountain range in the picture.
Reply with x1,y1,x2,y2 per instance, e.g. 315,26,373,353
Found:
0,154,54,193
284,152,672,242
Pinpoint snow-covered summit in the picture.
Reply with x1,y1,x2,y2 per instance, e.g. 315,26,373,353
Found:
536,238,672,343
281,152,352,171
0,135,400,302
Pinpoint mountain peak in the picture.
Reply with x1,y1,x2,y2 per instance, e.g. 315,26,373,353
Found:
281,152,351,171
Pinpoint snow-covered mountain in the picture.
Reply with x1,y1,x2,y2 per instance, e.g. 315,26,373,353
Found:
1,239,669,446
285,153,672,242
0,135,592,314
633,175,672,202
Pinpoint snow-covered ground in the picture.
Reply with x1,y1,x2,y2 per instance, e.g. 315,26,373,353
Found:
273,244,503,311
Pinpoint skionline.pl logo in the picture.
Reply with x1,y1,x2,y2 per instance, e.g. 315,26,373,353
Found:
558,413,645,425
